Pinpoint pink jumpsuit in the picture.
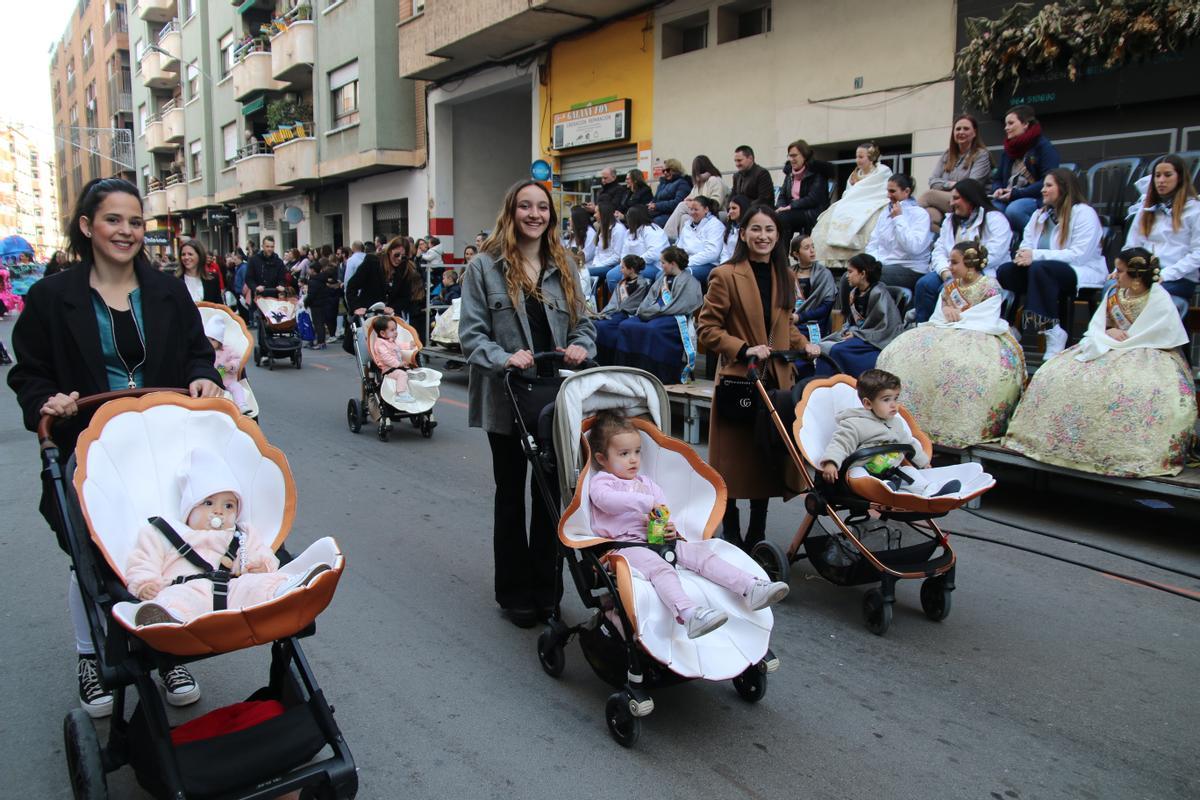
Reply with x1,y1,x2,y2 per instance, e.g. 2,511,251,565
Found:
126,522,289,622
371,336,415,395
213,345,248,407
589,471,756,620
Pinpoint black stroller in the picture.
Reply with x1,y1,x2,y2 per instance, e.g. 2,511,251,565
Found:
42,389,356,799
509,357,781,747
253,290,303,370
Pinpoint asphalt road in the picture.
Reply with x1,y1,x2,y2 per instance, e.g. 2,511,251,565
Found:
2,326,1198,800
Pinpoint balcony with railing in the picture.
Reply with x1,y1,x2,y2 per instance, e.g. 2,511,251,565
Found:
270,5,314,86
157,21,182,71
234,140,281,197
144,180,168,217
103,6,129,43
397,0,649,81
231,39,285,102
137,0,176,23
165,172,187,211
270,121,316,186
161,98,185,142
140,47,174,89
142,113,174,153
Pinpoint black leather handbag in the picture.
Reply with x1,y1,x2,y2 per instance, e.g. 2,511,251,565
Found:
714,375,760,422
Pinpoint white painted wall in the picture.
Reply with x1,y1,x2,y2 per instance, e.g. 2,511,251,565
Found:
652,0,957,188
345,169,430,243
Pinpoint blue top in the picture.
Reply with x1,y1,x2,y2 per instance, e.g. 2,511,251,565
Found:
90,288,146,390
234,262,248,294
992,135,1060,201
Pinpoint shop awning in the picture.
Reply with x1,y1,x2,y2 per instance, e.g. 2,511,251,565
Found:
241,95,265,116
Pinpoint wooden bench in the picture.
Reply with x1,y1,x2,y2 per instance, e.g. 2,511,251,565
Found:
664,379,713,444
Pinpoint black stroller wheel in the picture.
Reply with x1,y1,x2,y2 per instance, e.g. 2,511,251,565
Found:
862,588,892,636
920,576,952,622
732,665,768,703
64,709,107,799
536,628,566,678
347,400,362,433
421,418,433,438
750,541,790,584
293,351,302,369
410,416,422,428
377,419,389,442
605,692,641,748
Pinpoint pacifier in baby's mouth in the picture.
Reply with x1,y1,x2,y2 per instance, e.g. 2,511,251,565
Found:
209,515,225,530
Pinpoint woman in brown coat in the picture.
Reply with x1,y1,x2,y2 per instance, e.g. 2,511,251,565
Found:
698,205,809,551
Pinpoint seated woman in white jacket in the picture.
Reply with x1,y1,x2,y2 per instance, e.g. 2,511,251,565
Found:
912,179,1012,323
676,195,726,286
719,195,751,266
996,168,1106,359
1123,153,1200,317
613,204,669,291
864,174,934,292
589,200,627,292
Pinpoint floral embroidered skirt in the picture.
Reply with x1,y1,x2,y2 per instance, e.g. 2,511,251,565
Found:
877,327,1026,448
1004,346,1196,477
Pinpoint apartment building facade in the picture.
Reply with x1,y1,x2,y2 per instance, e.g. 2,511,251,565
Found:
129,0,426,257
48,0,135,232
0,124,63,260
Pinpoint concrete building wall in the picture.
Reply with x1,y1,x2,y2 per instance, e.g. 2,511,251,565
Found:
651,0,957,187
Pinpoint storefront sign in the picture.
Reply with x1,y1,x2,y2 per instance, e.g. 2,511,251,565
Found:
531,159,552,181
208,208,235,227
552,99,631,151
143,229,173,247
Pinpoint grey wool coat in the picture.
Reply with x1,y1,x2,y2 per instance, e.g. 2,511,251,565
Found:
459,251,597,435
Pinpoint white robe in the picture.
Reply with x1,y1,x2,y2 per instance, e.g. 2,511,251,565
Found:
1075,284,1189,362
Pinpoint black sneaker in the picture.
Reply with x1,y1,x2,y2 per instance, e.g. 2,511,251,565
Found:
157,664,201,707
77,655,114,719
933,479,962,497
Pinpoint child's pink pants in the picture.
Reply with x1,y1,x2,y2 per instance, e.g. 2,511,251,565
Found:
619,541,756,620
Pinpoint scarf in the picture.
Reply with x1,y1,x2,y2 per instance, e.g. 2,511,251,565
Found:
1003,122,1043,160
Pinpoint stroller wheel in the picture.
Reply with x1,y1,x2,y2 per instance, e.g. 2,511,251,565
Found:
605,692,641,748
920,576,952,622
377,419,389,442
750,541,790,584
862,589,892,636
347,400,362,434
293,351,302,369
410,416,422,428
536,628,566,678
421,418,434,438
732,664,768,703
64,709,108,799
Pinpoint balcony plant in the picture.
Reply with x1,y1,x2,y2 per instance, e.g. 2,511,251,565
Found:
264,98,314,145
955,0,1200,111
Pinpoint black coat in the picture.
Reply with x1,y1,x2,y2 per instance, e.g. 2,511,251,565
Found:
346,255,425,319
776,160,833,212
7,260,222,535
248,252,286,293
595,180,628,210
304,270,340,311
732,163,776,207
620,185,653,214
180,272,224,304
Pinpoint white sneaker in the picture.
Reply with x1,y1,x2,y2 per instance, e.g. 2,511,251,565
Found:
1042,325,1068,359
273,563,332,598
135,602,182,626
745,579,790,611
685,606,728,639
395,391,415,403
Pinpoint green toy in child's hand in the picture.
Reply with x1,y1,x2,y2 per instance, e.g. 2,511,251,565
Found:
647,505,670,545
864,451,904,476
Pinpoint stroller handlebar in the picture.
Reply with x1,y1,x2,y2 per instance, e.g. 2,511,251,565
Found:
504,350,598,375
37,388,190,449
745,349,807,380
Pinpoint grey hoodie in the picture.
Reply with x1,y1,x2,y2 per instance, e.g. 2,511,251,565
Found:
820,406,929,469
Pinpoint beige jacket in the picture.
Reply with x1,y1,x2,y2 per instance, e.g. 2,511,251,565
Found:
820,407,930,470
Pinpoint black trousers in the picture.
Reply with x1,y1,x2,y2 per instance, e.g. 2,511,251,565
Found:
487,432,560,610
779,207,820,240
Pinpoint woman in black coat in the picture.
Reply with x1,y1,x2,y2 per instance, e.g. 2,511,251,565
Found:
178,237,223,304
347,237,426,321
7,177,222,718
775,139,832,239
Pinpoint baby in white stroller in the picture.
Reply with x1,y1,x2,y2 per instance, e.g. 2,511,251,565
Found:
347,304,442,441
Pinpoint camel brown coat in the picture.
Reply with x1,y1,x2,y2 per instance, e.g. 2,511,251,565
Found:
697,260,809,499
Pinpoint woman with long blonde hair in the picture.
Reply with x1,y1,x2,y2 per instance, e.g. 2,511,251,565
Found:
459,179,595,627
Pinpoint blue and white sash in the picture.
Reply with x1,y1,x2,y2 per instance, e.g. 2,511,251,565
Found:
662,286,696,383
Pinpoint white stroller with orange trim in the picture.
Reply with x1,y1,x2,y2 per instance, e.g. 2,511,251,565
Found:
748,367,996,636
197,301,260,420
253,292,303,370
346,303,441,441
42,390,353,798
522,363,780,747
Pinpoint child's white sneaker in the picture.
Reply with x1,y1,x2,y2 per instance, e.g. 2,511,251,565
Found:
685,606,728,639
273,563,332,598
745,579,790,611
395,391,415,403
135,602,182,626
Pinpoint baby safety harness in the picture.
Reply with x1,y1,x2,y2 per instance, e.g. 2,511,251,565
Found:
146,517,242,611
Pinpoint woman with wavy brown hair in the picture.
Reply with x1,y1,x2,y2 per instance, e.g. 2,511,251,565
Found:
459,179,596,627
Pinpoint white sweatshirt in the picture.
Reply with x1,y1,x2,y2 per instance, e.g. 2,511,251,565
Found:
931,209,1013,278
677,213,725,267
1019,204,1107,288
1124,197,1200,284
865,199,934,272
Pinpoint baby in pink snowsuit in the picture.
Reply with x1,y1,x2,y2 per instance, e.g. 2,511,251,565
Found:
204,315,250,412
127,448,328,626
369,316,416,402
586,411,789,639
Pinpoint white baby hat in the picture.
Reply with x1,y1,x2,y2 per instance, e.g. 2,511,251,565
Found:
177,447,245,525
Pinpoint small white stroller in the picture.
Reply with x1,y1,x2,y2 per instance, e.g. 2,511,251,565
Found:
429,297,462,350
197,302,260,420
346,303,442,441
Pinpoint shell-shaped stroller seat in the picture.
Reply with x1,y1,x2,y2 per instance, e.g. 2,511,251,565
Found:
365,315,442,414
560,418,773,681
197,302,260,418
74,393,344,656
255,296,299,331
794,376,995,514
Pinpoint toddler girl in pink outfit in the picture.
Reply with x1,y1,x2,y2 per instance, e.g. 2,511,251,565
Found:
587,410,789,638
127,447,329,626
204,315,250,412
369,316,416,402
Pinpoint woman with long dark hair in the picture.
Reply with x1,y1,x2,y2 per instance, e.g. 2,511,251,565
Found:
618,204,669,285
8,177,222,718
1125,153,1200,314
178,237,222,304
459,180,596,627
348,235,425,322
919,114,993,228
696,204,809,552
620,168,653,214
